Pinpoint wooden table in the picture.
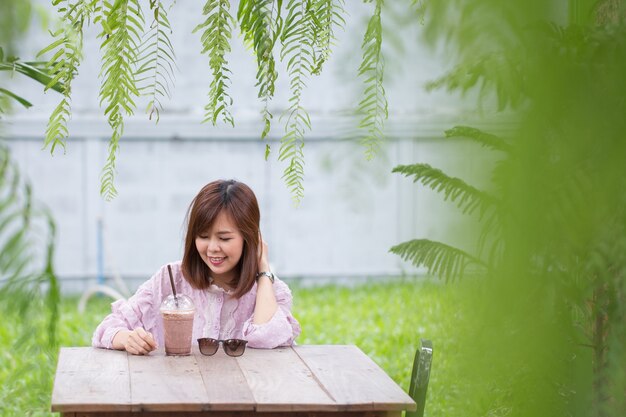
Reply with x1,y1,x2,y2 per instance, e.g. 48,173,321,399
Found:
51,345,416,416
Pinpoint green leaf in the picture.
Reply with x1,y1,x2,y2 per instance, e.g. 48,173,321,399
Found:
196,0,235,127
390,239,487,282
0,88,32,109
96,0,144,199
444,126,512,153
357,0,387,160
36,38,65,58
392,163,498,218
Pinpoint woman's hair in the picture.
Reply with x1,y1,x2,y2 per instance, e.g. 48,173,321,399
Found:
182,179,261,298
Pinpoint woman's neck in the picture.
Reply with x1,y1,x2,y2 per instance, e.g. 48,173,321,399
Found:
210,274,235,291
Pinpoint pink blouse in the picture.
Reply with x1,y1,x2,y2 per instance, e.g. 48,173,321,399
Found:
92,261,301,349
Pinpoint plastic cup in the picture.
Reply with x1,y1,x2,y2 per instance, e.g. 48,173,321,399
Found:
160,294,195,356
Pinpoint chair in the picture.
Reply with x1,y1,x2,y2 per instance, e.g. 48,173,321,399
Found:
406,339,433,417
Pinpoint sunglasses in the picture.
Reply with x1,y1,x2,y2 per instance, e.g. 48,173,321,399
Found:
197,338,248,357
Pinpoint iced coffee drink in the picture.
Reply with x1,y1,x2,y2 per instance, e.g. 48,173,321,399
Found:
160,294,195,356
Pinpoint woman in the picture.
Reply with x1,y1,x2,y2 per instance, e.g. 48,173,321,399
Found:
92,179,301,355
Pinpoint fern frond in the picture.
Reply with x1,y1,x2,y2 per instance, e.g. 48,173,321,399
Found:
278,0,320,204
393,163,498,218
445,125,512,153
194,0,234,126
44,98,71,153
39,0,96,153
137,0,176,123
425,51,525,111
390,238,487,282
100,124,122,201
97,0,144,200
310,0,346,75
238,0,280,150
358,0,387,160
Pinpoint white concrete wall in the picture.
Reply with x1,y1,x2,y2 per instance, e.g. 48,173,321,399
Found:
1,1,483,292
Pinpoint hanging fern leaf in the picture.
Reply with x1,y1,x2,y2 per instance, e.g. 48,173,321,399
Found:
238,0,281,154
194,0,235,126
278,0,318,204
97,0,144,200
445,125,512,153
310,0,346,75
390,238,487,282
39,0,97,154
358,0,387,160
137,0,176,123
393,163,498,218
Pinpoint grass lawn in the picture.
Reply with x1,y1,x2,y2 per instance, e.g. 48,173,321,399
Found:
0,279,462,416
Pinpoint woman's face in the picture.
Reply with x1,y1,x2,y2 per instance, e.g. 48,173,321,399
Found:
195,210,245,286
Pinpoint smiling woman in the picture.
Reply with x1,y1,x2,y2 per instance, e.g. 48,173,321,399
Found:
91,179,301,355
194,210,246,288
183,180,260,297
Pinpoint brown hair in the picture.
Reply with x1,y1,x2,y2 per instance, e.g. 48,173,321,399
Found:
182,179,261,298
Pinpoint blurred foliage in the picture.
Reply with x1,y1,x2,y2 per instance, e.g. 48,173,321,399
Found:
0,281,458,416
0,0,60,350
0,294,108,416
0,0,62,116
0,144,59,348
0,0,34,56
392,0,626,416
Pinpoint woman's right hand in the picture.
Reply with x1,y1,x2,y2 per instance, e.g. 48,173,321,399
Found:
112,328,158,355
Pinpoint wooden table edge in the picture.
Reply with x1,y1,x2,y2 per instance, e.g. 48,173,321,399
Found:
51,403,132,413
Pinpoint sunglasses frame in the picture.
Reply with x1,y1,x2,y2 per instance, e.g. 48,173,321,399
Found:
197,338,248,357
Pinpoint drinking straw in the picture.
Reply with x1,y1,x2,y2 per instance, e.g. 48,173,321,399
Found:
167,264,179,307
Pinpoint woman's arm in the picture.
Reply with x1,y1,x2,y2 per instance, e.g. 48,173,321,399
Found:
92,269,163,353
243,240,301,348
253,240,278,324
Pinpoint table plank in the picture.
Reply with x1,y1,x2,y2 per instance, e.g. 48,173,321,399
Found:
196,349,255,410
128,347,210,412
236,346,337,412
294,345,417,411
51,347,131,412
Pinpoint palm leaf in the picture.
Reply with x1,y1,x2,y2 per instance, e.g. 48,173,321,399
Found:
393,163,498,218
0,60,64,93
0,87,32,108
390,238,487,282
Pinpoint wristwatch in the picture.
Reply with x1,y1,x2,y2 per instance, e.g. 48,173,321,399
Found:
256,271,275,283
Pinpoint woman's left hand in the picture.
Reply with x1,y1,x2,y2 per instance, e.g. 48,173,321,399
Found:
258,235,271,272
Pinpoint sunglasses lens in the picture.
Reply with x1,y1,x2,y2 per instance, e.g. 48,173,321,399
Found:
223,339,247,357
198,338,219,356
